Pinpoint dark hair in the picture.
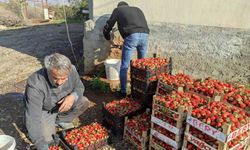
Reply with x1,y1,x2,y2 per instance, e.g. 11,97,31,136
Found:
117,1,128,7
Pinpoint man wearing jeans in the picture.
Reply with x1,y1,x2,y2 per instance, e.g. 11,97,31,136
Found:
24,53,90,149
103,1,150,98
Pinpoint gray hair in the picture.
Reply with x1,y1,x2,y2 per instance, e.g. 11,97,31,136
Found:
44,53,72,74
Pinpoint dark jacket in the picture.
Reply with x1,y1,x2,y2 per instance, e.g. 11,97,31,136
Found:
103,5,150,40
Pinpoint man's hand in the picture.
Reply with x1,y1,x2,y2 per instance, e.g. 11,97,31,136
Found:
109,39,116,46
58,94,75,112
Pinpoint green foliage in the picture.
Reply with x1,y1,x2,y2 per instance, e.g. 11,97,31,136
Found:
246,84,250,90
94,69,106,78
52,0,88,22
89,77,109,93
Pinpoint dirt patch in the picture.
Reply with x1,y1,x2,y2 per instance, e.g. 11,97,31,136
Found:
0,23,84,94
0,7,24,27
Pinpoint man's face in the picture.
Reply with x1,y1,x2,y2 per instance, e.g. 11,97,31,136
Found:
49,69,69,87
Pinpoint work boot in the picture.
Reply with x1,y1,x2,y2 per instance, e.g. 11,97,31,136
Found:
115,90,127,99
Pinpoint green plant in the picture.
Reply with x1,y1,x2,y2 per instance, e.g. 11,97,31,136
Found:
89,77,109,93
51,0,88,22
6,0,23,18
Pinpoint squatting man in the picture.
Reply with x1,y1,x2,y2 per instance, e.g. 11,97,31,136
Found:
24,53,90,150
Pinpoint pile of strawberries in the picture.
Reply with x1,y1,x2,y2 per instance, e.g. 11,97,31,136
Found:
49,146,63,150
191,102,250,148
189,126,218,148
124,130,142,146
186,142,202,150
131,58,169,81
151,136,174,149
189,77,235,97
224,88,250,115
152,123,176,140
158,73,194,89
131,58,168,70
104,98,141,117
125,111,151,138
154,91,207,112
192,102,249,130
154,111,176,126
65,122,108,150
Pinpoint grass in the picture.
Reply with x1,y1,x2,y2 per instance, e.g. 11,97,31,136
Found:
50,19,65,24
89,77,110,93
0,2,6,8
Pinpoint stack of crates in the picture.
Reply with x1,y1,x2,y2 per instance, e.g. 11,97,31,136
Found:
130,57,172,108
149,73,209,150
149,96,186,150
182,100,250,150
123,109,151,150
102,98,144,137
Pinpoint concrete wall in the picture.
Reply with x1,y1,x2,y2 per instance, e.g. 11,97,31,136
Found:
83,16,110,74
90,0,250,29
83,0,250,84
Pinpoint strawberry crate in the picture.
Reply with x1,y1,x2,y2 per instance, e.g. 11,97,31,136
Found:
152,89,208,122
151,90,210,150
151,109,185,142
182,101,250,150
124,130,148,150
130,57,172,82
155,73,194,96
149,135,179,150
58,122,109,150
131,77,158,94
188,77,236,98
183,126,250,150
102,98,145,137
123,110,151,150
223,88,250,117
151,99,185,150
150,128,182,150
131,88,155,108
49,136,72,150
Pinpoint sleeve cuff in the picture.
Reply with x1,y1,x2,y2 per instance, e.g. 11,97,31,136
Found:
71,92,79,102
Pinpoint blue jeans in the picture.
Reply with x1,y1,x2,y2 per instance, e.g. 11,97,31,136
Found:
120,33,149,93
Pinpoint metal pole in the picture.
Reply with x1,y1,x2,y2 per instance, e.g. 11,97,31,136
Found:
41,0,44,19
33,0,36,18
41,0,44,10
25,2,28,18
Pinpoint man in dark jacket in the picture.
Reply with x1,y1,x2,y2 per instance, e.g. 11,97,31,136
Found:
103,1,150,97
24,53,90,150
